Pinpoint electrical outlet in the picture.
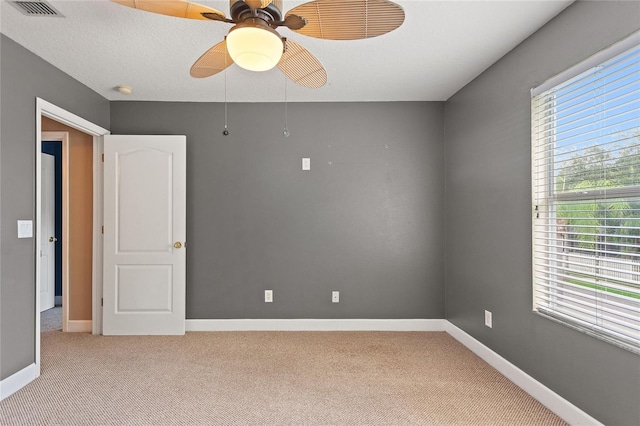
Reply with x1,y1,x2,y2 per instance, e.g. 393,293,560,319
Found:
485,310,493,328
332,291,339,303
265,290,273,303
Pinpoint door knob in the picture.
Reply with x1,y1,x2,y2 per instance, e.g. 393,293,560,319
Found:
49,237,57,242
174,242,182,249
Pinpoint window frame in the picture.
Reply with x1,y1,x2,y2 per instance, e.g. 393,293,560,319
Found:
531,32,640,354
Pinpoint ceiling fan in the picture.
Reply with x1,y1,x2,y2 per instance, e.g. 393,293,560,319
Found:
112,0,405,88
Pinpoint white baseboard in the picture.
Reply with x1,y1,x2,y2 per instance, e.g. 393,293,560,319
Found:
445,322,602,426
65,320,92,333
0,363,37,401
186,318,447,332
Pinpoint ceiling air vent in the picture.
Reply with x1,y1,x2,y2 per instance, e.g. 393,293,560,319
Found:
9,1,64,17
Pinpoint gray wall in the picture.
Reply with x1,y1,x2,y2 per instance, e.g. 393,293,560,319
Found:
444,2,640,425
110,101,445,319
0,35,110,380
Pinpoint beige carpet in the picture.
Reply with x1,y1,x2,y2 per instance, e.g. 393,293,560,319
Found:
1,331,566,425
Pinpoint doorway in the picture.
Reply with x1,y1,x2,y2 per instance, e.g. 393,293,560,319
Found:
41,124,94,333
35,98,109,375
41,128,91,333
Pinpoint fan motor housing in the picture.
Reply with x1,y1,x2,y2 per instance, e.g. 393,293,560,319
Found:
231,0,282,26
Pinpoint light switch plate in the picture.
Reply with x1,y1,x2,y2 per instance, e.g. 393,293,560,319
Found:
17,220,33,238
485,310,493,328
302,158,310,171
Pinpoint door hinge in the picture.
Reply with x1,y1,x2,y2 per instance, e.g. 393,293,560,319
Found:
101,298,103,307
101,226,104,235
101,153,104,162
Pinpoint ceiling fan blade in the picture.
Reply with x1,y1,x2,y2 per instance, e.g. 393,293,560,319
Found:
190,40,234,78
112,0,226,20
277,39,327,89
285,0,404,40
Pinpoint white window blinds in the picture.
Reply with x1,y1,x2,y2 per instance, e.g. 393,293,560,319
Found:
532,36,640,353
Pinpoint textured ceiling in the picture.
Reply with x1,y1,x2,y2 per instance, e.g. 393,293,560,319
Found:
0,0,573,102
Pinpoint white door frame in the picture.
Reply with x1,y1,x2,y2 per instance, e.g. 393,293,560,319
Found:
35,98,109,375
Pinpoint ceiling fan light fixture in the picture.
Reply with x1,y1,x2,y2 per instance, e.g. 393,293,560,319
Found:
226,20,283,72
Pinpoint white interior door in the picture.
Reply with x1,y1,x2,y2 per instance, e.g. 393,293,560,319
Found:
103,135,186,335
40,153,56,312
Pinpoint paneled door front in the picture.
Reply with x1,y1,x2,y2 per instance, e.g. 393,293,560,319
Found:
40,153,56,312
103,135,186,335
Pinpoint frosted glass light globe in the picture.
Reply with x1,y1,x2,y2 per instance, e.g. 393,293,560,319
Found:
227,24,283,72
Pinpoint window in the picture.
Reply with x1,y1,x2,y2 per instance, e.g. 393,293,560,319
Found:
532,34,640,353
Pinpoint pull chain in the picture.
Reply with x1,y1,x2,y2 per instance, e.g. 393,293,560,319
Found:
283,75,290,137
283,39,290,137
223,51,230,136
